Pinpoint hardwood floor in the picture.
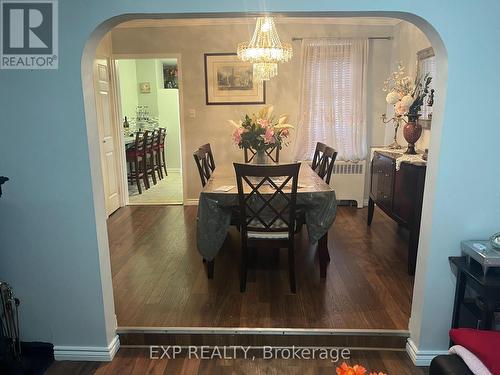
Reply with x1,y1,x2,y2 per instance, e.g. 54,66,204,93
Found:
107,205,414,329
45,348,427,375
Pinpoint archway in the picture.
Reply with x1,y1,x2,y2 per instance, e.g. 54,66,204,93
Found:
81,11,448,364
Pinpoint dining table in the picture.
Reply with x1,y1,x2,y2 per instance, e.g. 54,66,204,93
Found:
196,161,337,279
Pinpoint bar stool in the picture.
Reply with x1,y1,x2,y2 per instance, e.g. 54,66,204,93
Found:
126,131,149,194
144,131,157,186
157,128,167,176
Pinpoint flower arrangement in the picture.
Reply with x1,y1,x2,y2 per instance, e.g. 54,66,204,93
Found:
382,62,433,151
229,105,293,152
383,62,433,118
383,62,415,116
336,362,387,375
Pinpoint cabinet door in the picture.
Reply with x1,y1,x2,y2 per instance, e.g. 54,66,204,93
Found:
370,154,384,198
371,153,394,209
393,164,424,224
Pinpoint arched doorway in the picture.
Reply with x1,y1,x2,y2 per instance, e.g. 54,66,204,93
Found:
81,11,447,364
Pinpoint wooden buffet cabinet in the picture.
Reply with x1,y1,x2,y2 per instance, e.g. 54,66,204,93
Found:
367,150,426,275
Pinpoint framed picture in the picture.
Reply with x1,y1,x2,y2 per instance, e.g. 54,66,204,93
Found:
416,47,436,130
139,82,151,93
204,53,266,105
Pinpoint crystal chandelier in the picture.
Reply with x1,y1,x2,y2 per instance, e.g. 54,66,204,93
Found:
237,17,293,82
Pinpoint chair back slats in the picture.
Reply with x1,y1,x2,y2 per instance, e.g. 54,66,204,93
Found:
316,145,338,185
311,142,327,171
193,145,215,187
151,129,159,149
234,163,300,238
143,131,154,154
243,145,280,164
199,143,216,172
133,131,146,152
158,128,166,148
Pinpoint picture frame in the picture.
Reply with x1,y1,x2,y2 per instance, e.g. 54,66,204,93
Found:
204,53,266,105
139,82,151,93
416,47,435,130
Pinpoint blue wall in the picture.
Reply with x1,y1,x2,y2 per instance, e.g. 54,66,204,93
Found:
1,0,499,356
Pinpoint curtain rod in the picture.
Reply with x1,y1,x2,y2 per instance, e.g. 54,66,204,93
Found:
291,36,392,41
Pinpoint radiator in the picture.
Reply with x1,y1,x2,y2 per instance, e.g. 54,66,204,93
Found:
330,160,366,208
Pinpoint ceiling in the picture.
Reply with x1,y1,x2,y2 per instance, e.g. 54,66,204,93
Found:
116,17,402,29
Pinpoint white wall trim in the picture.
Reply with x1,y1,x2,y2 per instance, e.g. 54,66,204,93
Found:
184,198,199,206
54,335,120,362
406,338,448,367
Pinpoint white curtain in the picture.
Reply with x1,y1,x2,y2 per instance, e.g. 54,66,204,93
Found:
293,38,369,161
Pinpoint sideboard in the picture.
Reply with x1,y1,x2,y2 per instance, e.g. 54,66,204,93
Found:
367,150,426,275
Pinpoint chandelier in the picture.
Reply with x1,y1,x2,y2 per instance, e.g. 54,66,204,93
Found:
237,17,293,82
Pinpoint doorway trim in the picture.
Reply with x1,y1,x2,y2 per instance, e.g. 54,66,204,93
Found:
112,52,187,206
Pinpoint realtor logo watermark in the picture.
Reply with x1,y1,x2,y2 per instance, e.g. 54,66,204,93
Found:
150,346,351,363
1,0,58,69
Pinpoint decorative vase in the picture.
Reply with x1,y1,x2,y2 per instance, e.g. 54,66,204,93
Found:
403,114,422,155
254,149,267,164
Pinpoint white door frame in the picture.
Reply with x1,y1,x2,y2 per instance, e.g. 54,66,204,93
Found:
112,53,187,206
95,54,124,214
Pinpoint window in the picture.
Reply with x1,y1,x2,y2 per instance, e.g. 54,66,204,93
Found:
293,38,368,161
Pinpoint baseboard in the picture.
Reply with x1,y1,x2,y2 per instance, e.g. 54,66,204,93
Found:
406,338,448,366
363,198,369,207
184,198,199,206
54,335,120,361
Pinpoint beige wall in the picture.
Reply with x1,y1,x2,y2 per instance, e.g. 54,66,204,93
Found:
112,22,394,201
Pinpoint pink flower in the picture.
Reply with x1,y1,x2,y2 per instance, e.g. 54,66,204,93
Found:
280,129,289,138
232,127,244,144
257,118,270,128
263,128,275,144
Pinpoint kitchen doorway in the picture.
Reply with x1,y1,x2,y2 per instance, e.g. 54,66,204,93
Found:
115,57,184,205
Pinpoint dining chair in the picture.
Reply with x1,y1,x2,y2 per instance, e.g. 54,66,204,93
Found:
234,162,301,293
199,143,216,172
126,131,149,193
311,142,328,172
144,131,157,186
193,147,213,187
243,145,280,164
157,128,168,177
316,145,338,185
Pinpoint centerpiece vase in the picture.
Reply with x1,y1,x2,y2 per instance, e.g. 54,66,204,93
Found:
403,114,422,155
254,149,267,164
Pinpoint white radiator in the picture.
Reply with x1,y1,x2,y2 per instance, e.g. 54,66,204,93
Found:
330,160,366,208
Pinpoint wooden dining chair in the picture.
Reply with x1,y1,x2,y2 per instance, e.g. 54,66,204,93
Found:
311,142,328,171
198,143,216,172
157,128,168,177
243,145,280,164
193,147,213,187
126,131,149,193
316,145,338,185
234,162,301,293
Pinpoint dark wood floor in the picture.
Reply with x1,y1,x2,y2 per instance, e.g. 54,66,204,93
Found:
107,205,414,329
45,348,427,375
